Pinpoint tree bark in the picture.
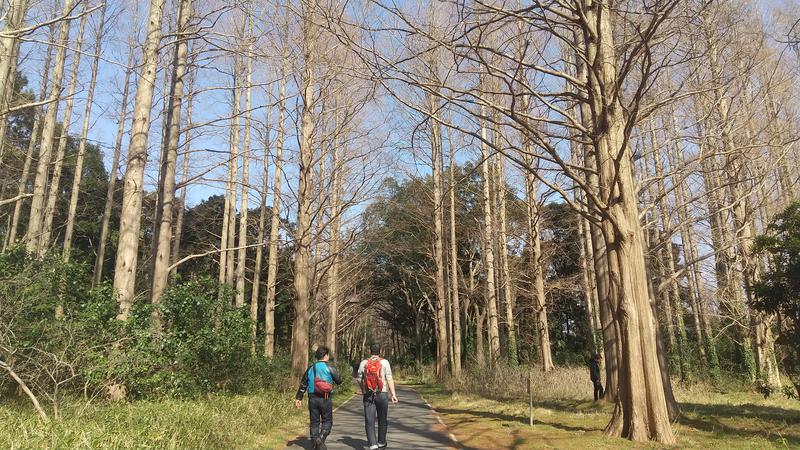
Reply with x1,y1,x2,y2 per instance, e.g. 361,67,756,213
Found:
171,70,195,277
0,0,28,121
113,0,169,319
5,31,53,250
447,128,462,377
63,1,108,260
495,152,518,366
429,92,449,377
264,71,286,358
149,0,193,306
235,6,254,308
40,1,90,254
291,2,316,380
525,162,553,372
581,1,675,442
93,33,135,286
479,106,500,366
25,0,77,254
251,104,270,352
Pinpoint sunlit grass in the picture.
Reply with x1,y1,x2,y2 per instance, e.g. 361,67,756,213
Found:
410,366,800,449
0,389,355,449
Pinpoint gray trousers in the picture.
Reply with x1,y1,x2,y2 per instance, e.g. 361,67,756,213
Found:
363,392,389,446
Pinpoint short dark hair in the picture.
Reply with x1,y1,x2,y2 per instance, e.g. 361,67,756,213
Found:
315,346,329,360
370,343,381,355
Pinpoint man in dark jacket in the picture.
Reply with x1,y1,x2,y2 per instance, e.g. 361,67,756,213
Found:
588,353,604,401
295,346,343,450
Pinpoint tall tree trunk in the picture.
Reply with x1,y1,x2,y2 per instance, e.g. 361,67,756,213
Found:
171,69,194,276
113,0,169,319
0,0,28,122
251,104,271,352
236,6,254,308
429,93,449,377
63,1,107,260
479,106,500,365
5,31,53,250
447,128,462,377
291,2,316,380
264,72,286,358
524,162,553,372
93,34,135,286
224,58,241,288
149,0,192,305
581,1,675,442
40,1,90,254
495,152,518,365
647,120,689,381
25,0,77,254
326,140,343,358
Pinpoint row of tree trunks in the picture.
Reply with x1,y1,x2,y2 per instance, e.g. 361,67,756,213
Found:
39,2,90,255
25,0,77,255
235,3,255,308
63,1,108,261
149,0,193,307
93,31,136,287
4,28,54,251
264,63,286,358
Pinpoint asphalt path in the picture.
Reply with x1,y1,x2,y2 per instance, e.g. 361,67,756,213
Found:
285,385,458,450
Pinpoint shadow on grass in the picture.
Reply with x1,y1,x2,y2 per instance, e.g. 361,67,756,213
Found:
680,402,800,424
431,405,596,434
678,401,800,447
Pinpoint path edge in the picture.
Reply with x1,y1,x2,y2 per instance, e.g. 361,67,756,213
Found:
415,386,462,448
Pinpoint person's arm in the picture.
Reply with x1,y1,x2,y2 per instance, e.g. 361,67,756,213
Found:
295,367,310,408
384,361,398,403
356,360,366,394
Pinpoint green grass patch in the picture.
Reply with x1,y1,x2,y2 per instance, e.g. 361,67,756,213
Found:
413,381,800,449
0,387,354,449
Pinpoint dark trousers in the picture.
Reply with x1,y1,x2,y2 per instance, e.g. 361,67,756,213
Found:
363,392,389,446
593,381,604,401
309,395,333,440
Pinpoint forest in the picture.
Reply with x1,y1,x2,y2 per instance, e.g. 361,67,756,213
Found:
1,0,799,448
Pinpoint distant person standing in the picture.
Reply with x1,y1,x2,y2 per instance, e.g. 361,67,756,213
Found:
588,353,604,401
358,343,398,450
295,346,343,450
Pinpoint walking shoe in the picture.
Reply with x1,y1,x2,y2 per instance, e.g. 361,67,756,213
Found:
367,446,380,450
378,443,388,449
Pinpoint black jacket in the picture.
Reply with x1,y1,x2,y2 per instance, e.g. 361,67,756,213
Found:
588,358,601,383
295,361,343,400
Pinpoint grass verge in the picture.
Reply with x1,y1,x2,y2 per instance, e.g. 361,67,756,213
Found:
0,388,354,449
410,372,800,449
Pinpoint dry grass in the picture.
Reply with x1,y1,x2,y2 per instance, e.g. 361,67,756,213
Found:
408,366,800,449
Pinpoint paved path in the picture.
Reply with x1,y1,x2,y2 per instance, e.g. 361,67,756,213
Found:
285,385,458,449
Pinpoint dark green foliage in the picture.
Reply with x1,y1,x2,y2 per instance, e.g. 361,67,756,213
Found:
0,249,120,398
107,277,290,398
752,202,800,390
0,252,291,403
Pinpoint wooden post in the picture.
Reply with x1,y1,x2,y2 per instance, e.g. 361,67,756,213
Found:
528,368,534,426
